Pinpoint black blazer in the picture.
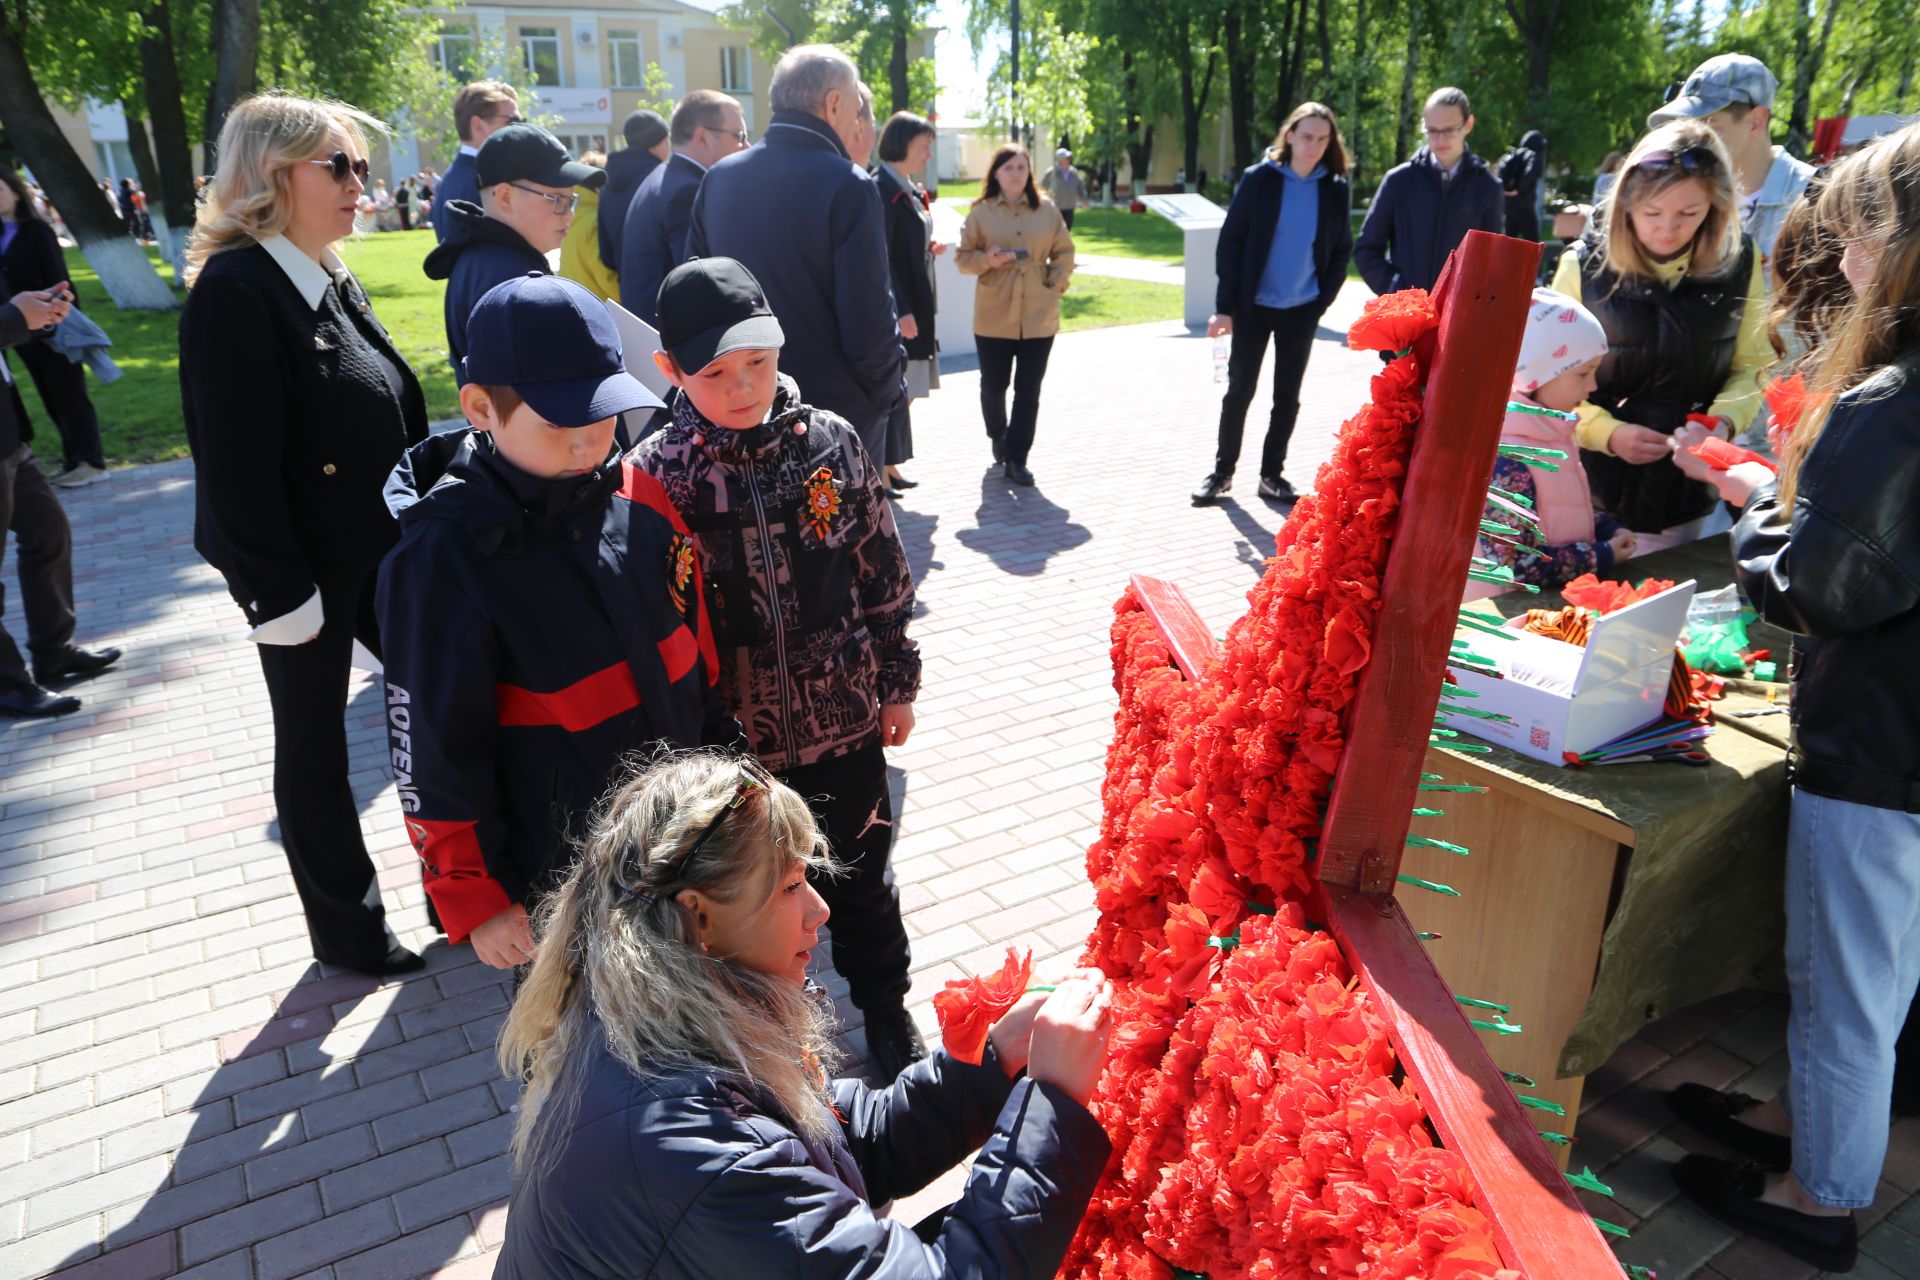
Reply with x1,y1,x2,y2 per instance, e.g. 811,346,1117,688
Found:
180,242,429,623
618,152,705,326
0,219,68,297
1214,159,1353,318
0,263,36,456
873,164,937,361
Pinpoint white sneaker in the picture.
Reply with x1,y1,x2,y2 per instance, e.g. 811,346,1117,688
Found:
51,463,108,488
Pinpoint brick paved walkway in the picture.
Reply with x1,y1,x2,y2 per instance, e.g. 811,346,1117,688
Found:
3,282,1915,1278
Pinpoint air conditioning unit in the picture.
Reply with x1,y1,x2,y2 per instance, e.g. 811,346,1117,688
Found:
577,29,596,46
665,32,682,50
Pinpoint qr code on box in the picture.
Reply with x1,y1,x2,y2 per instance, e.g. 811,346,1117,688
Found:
1529,726,1551,751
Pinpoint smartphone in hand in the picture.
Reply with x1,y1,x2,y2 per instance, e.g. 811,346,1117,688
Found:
1010,247,1030,260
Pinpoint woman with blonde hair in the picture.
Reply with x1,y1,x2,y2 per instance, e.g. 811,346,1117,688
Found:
1668,121,1920,1273
495,750,1115,1279
1550,117,1771,551
180,92,429,976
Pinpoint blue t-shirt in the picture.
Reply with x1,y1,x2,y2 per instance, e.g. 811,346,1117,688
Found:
1253,163,1325,310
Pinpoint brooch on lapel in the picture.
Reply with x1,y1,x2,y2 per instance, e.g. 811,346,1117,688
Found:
803,466,842,539
313,333,333,351
666,533,697,616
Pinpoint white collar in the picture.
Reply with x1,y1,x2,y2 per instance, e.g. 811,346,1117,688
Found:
257,234,351,311
675,150,709,174
459,144,480,158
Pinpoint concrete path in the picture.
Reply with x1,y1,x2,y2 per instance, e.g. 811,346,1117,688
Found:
2,280,1913,1278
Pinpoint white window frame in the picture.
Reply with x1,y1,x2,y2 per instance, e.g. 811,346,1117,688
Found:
720,46,751,94
520,27,562,86
433,27,476,80
608,30,644,89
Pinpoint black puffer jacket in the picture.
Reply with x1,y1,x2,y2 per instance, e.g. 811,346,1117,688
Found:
1733,356,1920,812
495,1026,1112,1280
1569,235,1755,533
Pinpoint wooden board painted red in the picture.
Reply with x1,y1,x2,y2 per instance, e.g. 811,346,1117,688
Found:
1130,573,1219,683
1317,231,1544,894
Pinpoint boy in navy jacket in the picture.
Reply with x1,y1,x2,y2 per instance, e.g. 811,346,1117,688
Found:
377,274,739,968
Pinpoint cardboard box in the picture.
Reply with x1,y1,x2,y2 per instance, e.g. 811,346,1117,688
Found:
1442,581,1697,765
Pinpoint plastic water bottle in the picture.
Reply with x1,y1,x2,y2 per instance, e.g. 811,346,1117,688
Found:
1212,334,1230,384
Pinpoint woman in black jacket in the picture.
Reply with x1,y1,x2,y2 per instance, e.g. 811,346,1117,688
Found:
1667,122,1920,1274
1195,102,1354,506
875,112,942,495
0,169,108,486
180,94,430,977
497,751,1115,1279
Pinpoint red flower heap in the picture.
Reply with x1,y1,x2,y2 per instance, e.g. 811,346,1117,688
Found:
1061,291,1507,1279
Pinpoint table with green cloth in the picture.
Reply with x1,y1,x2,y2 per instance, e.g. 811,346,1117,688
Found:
1404,540,1796,1119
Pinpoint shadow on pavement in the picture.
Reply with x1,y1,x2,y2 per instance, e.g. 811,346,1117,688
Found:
953,468,1092,577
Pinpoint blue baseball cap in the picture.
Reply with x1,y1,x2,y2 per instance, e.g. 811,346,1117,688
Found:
463,273,664,426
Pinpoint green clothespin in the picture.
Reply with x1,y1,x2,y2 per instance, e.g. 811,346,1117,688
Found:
1411,806,1445,818
1456,995,1511,1013
1501,1071,1537,1087
1407,834,1471,856
1518,1095,1567,1117
1430,726,1461,739
1466,567,1543,593
1627,1267,1657,1279
1397,874,1461,897
1436,702,1515,722
1419,782,1488,793
1417,931,1443,941
1434,741,1494,754
1537,1130,1571,1145
1207,933,1239,952
1498,443,1570,460
1438,684,1481,698
1504,400,1580,422
1244,901,1276,916
1469,1012,1523,1035
1456,612,1519,640
1592,1217,1632,1239
1566,1166,1613,1196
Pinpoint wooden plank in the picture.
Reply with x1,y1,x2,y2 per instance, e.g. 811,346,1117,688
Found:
1130,573,1221,681
1319,232,1545,893
1320,883,1624,1280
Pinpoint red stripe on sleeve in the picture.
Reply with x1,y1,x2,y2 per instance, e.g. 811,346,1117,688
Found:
496,662,642,732
657,625,699,683
619,463,690,532
404,817,515,944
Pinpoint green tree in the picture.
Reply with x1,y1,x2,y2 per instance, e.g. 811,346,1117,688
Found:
722,0,939,116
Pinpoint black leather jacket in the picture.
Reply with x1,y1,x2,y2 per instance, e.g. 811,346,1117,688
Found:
1733,356,1920,811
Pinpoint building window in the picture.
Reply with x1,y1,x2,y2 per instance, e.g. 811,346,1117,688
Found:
720,46,750,93
608,31,644,89
520,27,562,86
433,26,476,80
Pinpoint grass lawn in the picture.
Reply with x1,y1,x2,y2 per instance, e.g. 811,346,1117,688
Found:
939,196,1184,262
24,226,1176,466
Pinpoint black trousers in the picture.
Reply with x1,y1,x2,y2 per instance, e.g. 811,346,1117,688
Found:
1213,302,1319,481
976,334,1055,468
1060,208,1076,230
397,205,413,231
256,569,396,969
17,340,105,471
0,445,76,690
779,740,912,1013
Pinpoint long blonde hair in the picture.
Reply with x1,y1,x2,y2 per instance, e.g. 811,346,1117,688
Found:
498,751,843,1176
1595,120,1742,282
1779,122,1920,506
184,92,388,286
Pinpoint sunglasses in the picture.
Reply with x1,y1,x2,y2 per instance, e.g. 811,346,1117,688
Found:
507,183,581,214
310,152,371,184
1635,145,1719,176
617,763,767,903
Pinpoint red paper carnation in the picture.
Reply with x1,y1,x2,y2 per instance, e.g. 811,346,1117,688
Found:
933,947,1032,1064
1346,288,1439,354
1689,435,1778,474
1764,370,1810,436
1563,573,1677,615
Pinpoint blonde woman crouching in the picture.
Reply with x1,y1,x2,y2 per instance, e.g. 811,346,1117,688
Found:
494,750,1115,1279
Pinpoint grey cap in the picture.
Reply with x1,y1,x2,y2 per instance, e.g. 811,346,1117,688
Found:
1649,54,1779,127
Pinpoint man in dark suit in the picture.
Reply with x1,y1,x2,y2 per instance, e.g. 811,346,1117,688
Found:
619,90,747,326
429,80,522,243
0,268,120,718
1353,86,1505,295
687,45,904,464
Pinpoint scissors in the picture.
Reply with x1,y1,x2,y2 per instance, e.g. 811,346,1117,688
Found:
1590,743,1710,767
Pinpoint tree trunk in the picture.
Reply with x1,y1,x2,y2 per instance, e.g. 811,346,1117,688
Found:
1225,6,1255,174
121,104,175,279
888,0,912,113
140,0,199,282
1176,10,1220,192
1316,0,1334,80
1349,0,1369,186
1395,0,1422,164
204,0,261,171
1123,50,1152,193
1274,0,1306,130
0,26,176,309
1787,0,1841,158
1502,0,1561,121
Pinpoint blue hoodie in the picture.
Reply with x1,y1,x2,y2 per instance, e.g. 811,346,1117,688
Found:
1254,162,1326,309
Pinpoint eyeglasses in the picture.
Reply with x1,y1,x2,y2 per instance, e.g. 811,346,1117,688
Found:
702,125,750,146
1423,125,1465,140
310,152,371,184
507,183,581,214
617,763,767,903
492,111,526,125
1634,145,1719,176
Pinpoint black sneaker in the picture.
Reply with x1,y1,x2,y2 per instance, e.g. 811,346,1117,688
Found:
1672,1154,1856,1272
1004,462,1035,487
864,1005,928,1081
988,433,1006,463
1258,475,1297,502
1669,1083,1792,1171
1192,473,1231,505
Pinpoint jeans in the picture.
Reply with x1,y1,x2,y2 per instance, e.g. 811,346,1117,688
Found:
976,334,1055,468
1213,302,1319,482
1780,788,1920,1208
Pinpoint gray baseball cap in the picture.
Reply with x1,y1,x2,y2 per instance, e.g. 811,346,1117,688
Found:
1649,54,1779,127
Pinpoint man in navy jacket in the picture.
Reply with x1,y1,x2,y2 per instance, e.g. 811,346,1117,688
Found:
1354,86,1505,295
620,90,747,326
429,81,521,243
687,45,904,464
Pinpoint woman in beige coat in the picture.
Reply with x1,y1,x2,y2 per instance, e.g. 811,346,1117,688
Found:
956,144,1075,485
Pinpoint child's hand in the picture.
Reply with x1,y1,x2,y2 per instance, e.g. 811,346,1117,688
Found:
988,967,1104,1079
470,903,534,969
879,702,914,747
1609,424,1675,465
1028,975,1114,1107
1608,529,1638,560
